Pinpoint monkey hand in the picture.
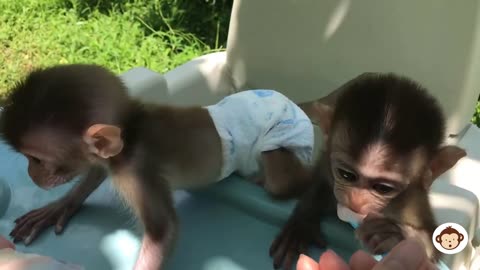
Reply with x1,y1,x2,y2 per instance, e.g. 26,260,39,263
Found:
355,214,404,255
270,216,326,270
9,197,83,245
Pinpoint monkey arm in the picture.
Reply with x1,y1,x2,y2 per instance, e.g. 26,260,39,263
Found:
130,165,178,270
269,174,336,270
64,166,107,203
9,166,107,245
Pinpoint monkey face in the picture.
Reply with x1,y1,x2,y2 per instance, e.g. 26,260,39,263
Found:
439,234,461,250
18,129,92,189
329,141,423,216
435,226,465,250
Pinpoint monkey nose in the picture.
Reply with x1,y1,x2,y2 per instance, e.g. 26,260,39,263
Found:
348,200,366,214
347,205,359,213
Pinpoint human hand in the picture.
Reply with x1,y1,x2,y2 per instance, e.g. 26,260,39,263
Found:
0,235,15,250
296,239,436,270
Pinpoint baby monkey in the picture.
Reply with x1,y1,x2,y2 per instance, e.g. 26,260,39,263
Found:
270,73,467,269
0,64,315,270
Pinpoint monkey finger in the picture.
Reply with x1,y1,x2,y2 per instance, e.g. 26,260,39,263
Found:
290,242,310,270
12,235,25,244
272,235,294,269
358,217,399,231
24,226,42,246
14,209,43,224
364,232,402,253
10,218,36,238
356,221,401,239
282,247,300,270
372,236,403,255
270,237,281,257
270,227,292,257
11,225,34,243
365,234,382,251
12,212,43,230
12,218,54,244
55,210,73,234
10,215,52,239
12,210,51,233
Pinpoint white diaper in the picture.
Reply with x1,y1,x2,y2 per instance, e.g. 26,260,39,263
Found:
206,90,314,180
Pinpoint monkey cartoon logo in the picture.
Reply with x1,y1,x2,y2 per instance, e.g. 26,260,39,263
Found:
432,222,468,254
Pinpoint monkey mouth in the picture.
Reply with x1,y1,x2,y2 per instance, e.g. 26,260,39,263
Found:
337,204,366,224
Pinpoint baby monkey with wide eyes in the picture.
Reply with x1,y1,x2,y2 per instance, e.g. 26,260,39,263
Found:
270,73,467,269
0,64,315,270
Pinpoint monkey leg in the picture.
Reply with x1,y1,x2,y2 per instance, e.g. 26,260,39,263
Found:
261,148,312,199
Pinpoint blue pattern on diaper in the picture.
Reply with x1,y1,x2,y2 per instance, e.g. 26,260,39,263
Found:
227,129,235,154
266,112,273,121
278,119,294,125
253,90,274,97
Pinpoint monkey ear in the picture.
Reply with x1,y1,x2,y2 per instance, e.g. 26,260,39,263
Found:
426,145,467,187
83,124,124,159
313,102,334,140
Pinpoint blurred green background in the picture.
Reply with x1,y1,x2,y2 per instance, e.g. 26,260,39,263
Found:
0,0,478,126
0,0,232,95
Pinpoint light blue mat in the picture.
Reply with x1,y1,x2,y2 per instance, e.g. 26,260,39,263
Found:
0,141,360,269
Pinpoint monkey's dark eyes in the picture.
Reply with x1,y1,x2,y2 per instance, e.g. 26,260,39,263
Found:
372,183,395,194
337,168,357,182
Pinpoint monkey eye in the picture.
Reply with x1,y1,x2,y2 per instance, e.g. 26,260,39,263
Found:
337,168,357,182
372,183,395,195
27,155,41,164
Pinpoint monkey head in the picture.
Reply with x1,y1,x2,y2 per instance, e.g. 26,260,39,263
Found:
315,73,466,217
435,226,464,250
0,64,130,189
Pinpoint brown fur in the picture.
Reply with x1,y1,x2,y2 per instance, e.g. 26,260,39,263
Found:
0,64,312,270
270,73,466,270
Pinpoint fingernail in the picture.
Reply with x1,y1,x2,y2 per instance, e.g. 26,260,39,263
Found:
325,249,337,255
297,254,317,270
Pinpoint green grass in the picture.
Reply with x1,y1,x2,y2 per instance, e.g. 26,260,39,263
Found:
0,0,232,99
0,0,479,127
473,101,480,127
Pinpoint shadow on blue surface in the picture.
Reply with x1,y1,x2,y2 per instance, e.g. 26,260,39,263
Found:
0,141,361,270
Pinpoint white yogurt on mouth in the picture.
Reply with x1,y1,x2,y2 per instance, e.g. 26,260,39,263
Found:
337,203,366,228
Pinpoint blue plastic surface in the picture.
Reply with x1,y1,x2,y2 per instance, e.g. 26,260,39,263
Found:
0,141,361,269
0,179,10,218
